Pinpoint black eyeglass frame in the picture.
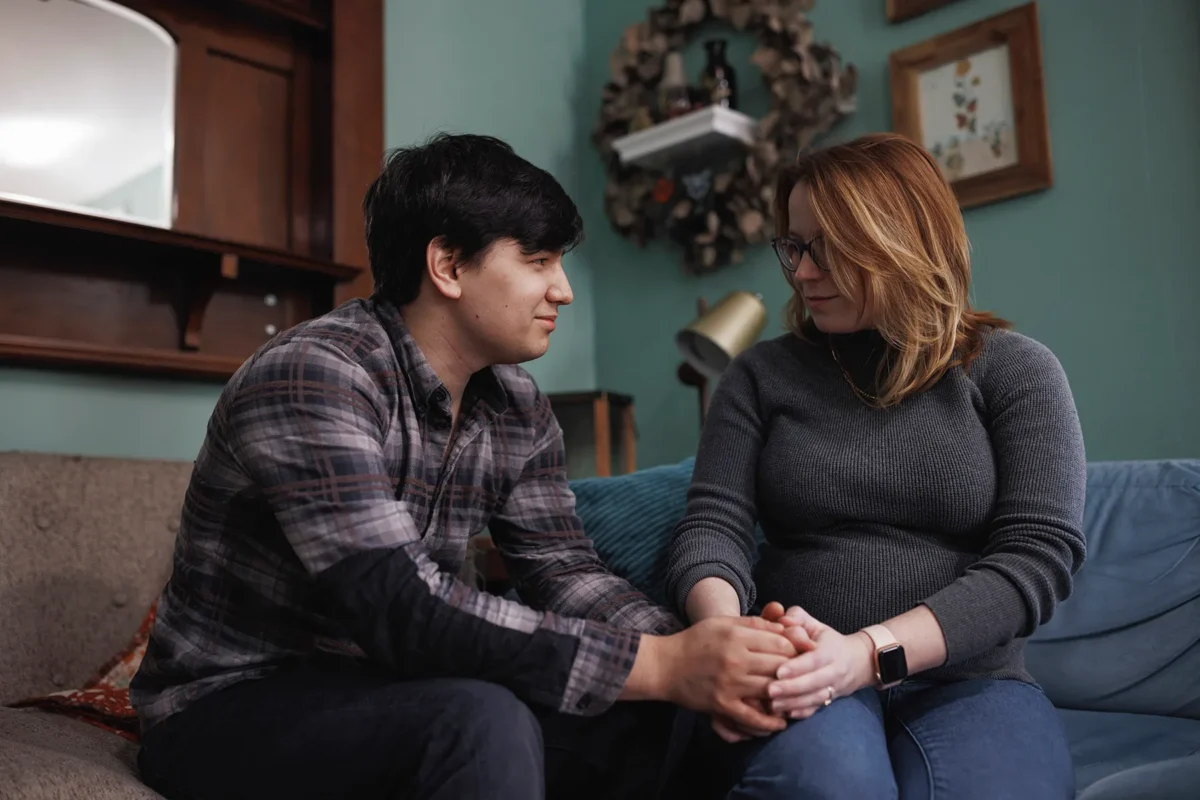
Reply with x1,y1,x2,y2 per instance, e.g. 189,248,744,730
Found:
771,234,831,274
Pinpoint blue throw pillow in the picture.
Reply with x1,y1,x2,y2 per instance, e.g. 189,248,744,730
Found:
569,458,696,606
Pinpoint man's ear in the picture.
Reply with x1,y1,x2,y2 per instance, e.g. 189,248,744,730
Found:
425,237,463,300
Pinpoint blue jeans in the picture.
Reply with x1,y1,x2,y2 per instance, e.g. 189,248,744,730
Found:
715,679,1074,800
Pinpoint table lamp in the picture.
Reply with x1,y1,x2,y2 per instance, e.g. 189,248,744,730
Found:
675,290,767,427
676,290,767,379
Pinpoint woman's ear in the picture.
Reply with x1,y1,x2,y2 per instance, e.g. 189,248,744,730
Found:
425,237,463,300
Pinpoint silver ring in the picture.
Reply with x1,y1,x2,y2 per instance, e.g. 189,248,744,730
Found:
823,686,835,706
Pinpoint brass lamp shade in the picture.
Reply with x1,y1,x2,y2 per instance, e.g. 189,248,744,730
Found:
676,291,767,378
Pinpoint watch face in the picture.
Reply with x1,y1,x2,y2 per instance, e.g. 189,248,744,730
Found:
878,645,908,683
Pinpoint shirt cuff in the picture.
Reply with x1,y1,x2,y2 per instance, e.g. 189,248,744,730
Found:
558,624,641,716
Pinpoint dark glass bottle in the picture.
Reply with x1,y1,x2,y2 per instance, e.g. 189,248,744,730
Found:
700,39,738,109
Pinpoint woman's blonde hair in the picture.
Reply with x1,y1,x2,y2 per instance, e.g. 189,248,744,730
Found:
775,132,1009,407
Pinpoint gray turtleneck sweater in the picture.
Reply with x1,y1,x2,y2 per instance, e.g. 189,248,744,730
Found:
666,327,1087,683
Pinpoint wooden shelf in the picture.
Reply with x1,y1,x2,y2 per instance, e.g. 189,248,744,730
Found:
0,200,357,382
0,334,246,381
0,200,359,281
611,106,757,171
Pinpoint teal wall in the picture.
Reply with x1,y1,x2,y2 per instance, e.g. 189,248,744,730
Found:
4,0,1196,468
581,0,1200,468
0,0,595,460
0,369,221,459
384,0,596,394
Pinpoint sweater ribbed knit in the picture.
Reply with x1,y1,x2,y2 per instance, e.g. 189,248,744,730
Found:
666,327,1088,683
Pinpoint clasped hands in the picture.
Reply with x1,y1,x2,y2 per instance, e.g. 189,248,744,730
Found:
704,602,877,744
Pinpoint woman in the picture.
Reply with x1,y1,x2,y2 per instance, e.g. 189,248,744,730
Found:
666,132,1085,799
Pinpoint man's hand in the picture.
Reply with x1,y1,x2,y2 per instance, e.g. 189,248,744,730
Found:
708,602,818,743
710,700,774,743
637,616,798,736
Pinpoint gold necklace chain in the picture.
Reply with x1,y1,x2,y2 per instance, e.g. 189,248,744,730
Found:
829,339,878,404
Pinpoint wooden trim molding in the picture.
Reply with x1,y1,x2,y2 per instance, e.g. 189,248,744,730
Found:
0,335,247,381
332,0,385,305
886,0,961,24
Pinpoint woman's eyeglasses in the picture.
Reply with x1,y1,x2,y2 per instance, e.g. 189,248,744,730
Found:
771,235,831,275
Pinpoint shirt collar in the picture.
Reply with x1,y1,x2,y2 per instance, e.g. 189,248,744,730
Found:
371,295,507,418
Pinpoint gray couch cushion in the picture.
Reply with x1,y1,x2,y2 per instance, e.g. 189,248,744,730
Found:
0,452,190,704
0,707,162,799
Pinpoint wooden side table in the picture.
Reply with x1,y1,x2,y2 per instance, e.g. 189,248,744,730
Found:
546,390,636,477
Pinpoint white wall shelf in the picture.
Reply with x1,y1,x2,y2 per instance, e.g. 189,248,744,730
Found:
611,106,756,171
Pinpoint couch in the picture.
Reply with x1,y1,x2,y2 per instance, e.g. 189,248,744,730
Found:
2,451,1198,798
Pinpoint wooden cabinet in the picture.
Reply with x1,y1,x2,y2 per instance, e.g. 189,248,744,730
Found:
0,0,382,381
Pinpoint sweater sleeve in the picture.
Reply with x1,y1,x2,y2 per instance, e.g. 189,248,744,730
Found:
922,333,1088,665
666,354,765,618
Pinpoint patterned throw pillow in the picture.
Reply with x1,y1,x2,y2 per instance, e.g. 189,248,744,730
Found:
7,602,156,741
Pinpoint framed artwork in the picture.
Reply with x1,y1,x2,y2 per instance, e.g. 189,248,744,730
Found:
889,2,1052,208
887,0,962,24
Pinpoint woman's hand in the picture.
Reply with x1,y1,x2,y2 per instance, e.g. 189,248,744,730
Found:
767,606,877,719
709,602,817,743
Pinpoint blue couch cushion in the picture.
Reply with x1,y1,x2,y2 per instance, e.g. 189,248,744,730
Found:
1077,753,1200,800
570,458,696,607
1027,460,1200,720
569,457,1200,798
1061,708,1200,798
571,458,768,608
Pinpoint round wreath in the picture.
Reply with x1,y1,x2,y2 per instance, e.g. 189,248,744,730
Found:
593,0,858,274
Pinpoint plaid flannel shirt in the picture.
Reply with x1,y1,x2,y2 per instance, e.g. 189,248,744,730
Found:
130,297,680,731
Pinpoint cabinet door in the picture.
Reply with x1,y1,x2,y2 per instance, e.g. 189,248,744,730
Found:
165,7,313,252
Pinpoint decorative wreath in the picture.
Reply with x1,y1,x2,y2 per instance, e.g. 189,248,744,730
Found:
592,0,858,274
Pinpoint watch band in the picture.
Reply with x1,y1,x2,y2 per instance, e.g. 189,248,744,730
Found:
862,624,899,651
862,624,906,688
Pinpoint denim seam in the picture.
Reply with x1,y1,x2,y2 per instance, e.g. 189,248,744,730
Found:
893,712,936,800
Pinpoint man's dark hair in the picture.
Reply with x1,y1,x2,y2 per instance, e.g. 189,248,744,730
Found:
362,133,585,306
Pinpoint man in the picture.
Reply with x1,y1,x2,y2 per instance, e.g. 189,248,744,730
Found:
130,133,798,800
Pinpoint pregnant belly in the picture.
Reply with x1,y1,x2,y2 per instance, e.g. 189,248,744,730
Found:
752,526,982,634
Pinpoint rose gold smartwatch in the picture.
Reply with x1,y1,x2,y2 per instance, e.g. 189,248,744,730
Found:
862,624,908,689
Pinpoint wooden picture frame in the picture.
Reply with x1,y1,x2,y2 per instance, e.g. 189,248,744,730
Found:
887,0,962,24
889,2,1052,209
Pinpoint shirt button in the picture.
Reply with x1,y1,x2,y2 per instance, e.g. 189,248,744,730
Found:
576,693,592,711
